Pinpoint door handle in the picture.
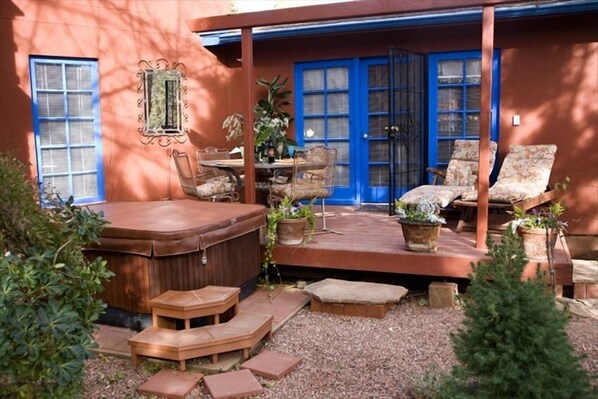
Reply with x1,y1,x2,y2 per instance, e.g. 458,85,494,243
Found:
362,133,369,139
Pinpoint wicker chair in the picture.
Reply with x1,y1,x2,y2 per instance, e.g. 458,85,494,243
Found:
269,146,337,230
172,149,239,202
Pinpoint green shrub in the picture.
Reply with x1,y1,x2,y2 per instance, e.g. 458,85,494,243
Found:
0,154,113,398
440,228,593,399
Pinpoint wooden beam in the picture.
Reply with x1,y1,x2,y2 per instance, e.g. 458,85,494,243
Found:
241,28,256,204
188,0,522,33
476,5,495,249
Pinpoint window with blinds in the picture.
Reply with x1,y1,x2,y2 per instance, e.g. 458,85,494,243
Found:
428,50,500,181
30,58,104,203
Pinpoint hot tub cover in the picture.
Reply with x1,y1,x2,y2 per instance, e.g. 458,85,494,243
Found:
85,200,266,257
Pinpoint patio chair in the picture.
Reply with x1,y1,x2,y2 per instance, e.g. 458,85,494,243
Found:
197,146,244,189
399,140,498,208
269,146,337,231
172,149,239,202
453,144,558,232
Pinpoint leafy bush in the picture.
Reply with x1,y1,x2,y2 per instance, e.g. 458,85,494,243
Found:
0,154,113,398
440,228,593,398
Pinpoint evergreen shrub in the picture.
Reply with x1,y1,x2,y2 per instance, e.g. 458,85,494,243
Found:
440,228,593,398
0,154,113,398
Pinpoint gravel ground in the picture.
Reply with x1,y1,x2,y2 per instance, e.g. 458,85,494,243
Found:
83,296,598,398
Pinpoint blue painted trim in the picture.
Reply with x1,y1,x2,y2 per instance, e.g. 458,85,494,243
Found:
29,57,105,204
200,1,598,46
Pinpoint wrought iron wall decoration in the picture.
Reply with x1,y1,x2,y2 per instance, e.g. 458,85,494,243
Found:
137,59,188,146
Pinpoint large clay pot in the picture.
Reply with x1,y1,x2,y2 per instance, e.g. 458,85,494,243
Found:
276,218,307,245
517,226,558,258
399,219,441,253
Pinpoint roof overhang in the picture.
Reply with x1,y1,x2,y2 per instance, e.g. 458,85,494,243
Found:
197,0,598,47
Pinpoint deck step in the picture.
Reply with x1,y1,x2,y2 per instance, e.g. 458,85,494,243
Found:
150,286,240,329
129,311,272,370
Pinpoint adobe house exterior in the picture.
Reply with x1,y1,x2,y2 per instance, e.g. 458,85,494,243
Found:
0,0,596,257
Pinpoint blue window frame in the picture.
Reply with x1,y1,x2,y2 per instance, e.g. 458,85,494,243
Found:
428,50,500,182
29,57,104,204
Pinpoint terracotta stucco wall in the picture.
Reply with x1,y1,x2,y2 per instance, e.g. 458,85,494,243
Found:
0,0,234,202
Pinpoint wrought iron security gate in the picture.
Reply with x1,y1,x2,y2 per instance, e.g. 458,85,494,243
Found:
387,48,426,215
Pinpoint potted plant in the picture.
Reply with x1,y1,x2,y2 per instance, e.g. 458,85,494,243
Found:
262,197,316,285
394,200,446,253
222,75,297,160
511,203,567,259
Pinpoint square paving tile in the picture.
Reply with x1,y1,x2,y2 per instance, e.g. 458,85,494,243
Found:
203,369,263,399
241,350,302,380
137,369,203,399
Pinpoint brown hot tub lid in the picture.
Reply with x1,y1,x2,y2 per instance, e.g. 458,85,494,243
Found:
85,200,266,256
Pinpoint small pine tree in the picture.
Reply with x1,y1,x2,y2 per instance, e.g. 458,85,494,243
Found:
440,228,593,399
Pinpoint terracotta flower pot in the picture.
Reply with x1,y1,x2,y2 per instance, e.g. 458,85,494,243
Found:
516,226,558,258
276,217,307,245
398,219,441,253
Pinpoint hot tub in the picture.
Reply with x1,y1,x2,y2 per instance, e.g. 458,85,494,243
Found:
84,200,266,328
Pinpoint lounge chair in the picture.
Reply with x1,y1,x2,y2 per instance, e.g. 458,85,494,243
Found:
399,140,498,208
453,144,558,232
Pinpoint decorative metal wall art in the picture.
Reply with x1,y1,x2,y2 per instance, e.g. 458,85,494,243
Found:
137,59,188,146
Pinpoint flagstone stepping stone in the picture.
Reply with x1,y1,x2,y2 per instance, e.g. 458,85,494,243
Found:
303,278,408,318
137,369,203,399
241,349,302,380
203,369,263,399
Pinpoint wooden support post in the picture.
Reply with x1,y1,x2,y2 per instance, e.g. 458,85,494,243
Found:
476,5,495,249
242,27,256,204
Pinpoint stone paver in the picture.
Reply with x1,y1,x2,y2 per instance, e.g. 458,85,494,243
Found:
303,278,408,304
137,369,203,399
203,369,263,399
241,350,302,380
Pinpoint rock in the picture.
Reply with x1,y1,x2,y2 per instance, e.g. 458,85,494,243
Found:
556,297,598,319
303,278,408,305
572,259,598,283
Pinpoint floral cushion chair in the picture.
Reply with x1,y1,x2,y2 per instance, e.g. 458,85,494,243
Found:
172,149,239,202
460,144,557,203
399,140,498,208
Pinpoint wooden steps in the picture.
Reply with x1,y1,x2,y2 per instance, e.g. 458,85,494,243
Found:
128,286,272,371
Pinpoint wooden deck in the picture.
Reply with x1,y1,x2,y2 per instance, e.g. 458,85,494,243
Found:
272,206,573,286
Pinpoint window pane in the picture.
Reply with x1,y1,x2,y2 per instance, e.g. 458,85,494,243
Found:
326,67,348,90
466,60,481,84
73,173,98,198
327,93,348,113
35,63,63,90
369,115,388,138
369,64,388,88
303,69,324,90
39,121,67,145
437,113,463,137
304,118,324,139
66,64,93,90
71,147,96,172
466,86,480,110
438,88,463,111
335,165,349,186
369,165,388,187
334,142,350,163
327,117,349,139
465,114,480,136
69,121,94,144
369,141,387,163
368,90,387,113
44,175,69,196
437,141,453,164
438,60,463,84
303,93,324,114
37,93,64,117
41,148,69,174
68,93,93,117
